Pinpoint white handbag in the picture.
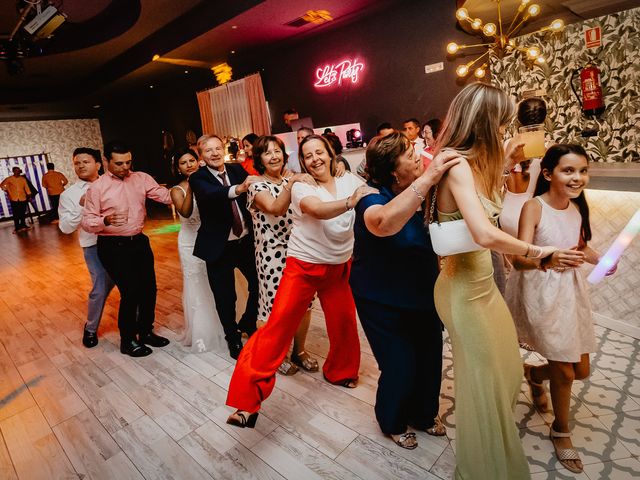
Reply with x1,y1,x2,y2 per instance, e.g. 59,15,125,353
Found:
427,185,483,256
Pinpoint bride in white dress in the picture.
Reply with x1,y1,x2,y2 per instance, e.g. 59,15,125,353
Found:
170,148,226,353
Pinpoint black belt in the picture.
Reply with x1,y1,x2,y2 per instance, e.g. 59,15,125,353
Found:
98,233,144,242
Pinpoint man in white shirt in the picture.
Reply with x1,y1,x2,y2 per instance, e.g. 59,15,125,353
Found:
59,148,114,348
402,118,426,159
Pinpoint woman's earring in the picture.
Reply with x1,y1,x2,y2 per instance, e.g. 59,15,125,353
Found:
393,174,400,184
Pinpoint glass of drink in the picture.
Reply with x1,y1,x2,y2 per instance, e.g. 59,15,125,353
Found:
518,124,546,159
115,206,129,224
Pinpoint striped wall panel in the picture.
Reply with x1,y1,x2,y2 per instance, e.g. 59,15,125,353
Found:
0,154,51,220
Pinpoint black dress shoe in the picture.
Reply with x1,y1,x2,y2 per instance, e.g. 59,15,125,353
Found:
120,339,152,357
227,339,243,360
139,332,170,347
82,328,98,348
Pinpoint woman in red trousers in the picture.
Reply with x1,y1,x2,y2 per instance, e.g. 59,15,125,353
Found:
226,134,377,427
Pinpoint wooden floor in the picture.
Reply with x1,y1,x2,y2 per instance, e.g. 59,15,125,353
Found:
0,217,639,480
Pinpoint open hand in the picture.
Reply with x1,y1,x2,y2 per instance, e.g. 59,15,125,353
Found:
424,150,462,185
543,248,586,271
504,137,526,170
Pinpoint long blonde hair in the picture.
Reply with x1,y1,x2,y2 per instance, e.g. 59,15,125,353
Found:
435,83,515,196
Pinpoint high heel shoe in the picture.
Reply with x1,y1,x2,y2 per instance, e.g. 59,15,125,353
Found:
226,410,259,428
524,364,550,412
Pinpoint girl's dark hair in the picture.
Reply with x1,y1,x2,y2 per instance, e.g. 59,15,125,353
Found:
365,131,411,187
534,143,591,242
517,97,547,126
323,132,343,155
252,136,289,175
171,147,198,181
423,118,442,138
242,133,258,147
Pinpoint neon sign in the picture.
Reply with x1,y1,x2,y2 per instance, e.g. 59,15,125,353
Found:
314,58,364,88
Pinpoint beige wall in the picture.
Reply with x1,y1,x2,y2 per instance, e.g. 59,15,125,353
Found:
0,119,103,182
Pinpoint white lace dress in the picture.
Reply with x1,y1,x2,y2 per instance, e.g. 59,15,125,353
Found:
175,186,226,353
505,197,596,362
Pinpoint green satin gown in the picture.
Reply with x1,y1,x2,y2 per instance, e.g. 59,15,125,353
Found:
434,196,531,480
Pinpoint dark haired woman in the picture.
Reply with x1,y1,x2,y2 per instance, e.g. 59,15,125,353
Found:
240,133,259,175
500,97,548,239
350,132,459,449
323,132,350,173
421,118,442,152
226,134,377,427
170,148,225,353
506,144,614,474
246,135,318,375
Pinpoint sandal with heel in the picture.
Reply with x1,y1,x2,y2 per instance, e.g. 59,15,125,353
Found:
524,364,550,412
291,350,319,372
226,410,259,429
550,427,583,473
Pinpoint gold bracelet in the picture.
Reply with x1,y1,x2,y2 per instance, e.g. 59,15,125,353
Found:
345,197,352,211
410,183,426,202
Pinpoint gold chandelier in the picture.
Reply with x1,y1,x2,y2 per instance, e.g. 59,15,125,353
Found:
447,0,565,78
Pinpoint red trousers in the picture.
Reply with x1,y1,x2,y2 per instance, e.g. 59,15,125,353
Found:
226,257,360,412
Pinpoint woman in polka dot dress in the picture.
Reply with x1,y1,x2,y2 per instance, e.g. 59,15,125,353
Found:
246,135,319,375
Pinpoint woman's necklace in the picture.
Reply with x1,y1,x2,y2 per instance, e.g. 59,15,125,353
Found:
263,173,283,185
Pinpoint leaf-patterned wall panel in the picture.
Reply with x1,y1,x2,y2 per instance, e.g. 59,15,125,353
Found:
0,119,104,182
492,8,640,163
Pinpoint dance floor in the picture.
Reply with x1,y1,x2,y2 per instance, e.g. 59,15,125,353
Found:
0,217,638,479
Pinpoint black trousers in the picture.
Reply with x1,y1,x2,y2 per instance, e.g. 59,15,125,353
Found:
10,200,27,230
97,233,157,342
205,236,258,342
354,296,443,435
49,194,60,219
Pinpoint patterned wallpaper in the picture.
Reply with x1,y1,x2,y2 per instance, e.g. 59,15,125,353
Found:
492,8,640,163
0,119,104,182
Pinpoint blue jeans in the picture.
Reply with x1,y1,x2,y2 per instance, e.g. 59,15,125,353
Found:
83,245,115,333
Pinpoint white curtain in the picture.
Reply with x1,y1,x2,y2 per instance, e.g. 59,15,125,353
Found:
207,79,252,139
198,74,270,138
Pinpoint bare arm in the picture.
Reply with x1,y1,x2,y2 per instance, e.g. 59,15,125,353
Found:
364,150,460,237
170,183,194,218
253,174,314,216
300,184,378,220
445,161,555,258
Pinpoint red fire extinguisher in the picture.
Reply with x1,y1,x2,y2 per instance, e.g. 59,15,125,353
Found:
571,63,605,117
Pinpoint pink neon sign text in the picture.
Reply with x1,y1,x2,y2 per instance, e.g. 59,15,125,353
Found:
314,58,364,88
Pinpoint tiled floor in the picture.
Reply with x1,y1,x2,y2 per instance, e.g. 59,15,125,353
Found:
0,219,639,479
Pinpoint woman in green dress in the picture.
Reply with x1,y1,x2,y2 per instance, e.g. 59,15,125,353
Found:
432,83,583,480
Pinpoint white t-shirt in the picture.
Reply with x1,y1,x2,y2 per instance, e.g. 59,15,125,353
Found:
289,172,364,264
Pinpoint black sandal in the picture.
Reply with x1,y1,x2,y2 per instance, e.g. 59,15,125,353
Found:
324,375,358,389
226,410,259,429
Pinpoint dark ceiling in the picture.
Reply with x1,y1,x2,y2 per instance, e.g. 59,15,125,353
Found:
0,0,397,118
1,0,638,119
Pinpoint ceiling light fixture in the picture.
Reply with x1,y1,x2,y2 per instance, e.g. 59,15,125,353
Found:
447,0,565,78
301,10,333,24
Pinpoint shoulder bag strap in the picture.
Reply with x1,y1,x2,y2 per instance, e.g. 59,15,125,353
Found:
428,184,439,225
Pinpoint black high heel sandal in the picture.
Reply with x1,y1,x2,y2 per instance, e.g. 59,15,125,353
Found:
226,410,259,428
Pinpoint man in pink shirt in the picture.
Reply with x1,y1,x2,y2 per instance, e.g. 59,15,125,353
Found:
81,141,172,357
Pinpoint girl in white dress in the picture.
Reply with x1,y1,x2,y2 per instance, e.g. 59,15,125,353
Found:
170,148,226,354
505,144,616,474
